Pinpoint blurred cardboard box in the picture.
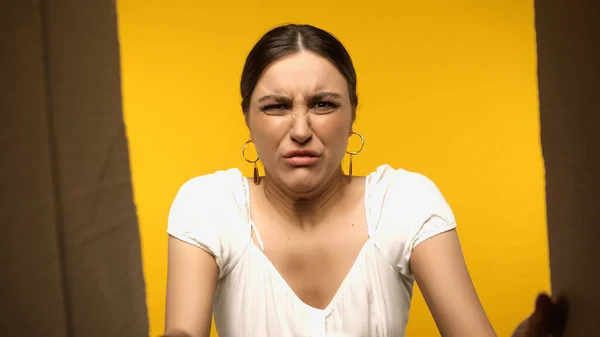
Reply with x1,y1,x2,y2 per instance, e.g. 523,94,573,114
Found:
536,0,600,335
0,1,148,336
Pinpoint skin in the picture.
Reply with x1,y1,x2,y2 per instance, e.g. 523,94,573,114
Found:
164,51,561,337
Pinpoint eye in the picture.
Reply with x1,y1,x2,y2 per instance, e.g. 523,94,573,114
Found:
311,101,339,113
260,104,289,115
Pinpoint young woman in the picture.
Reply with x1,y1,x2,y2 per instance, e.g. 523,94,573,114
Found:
164,24,563,337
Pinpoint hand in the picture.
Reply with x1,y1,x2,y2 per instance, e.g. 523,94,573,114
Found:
511,293,568,337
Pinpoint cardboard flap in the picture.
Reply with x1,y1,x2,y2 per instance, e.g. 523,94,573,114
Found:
1,1,149,336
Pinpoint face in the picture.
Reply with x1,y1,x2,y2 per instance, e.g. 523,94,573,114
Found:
247,51,354,194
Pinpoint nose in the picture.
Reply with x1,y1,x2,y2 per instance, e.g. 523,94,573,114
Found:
289,112,312,145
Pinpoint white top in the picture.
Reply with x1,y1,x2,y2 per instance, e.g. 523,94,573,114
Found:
167,164,457,337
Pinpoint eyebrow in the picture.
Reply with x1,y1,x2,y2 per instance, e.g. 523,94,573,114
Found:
257,94,291,104
311,92,343,101
257,91,343,103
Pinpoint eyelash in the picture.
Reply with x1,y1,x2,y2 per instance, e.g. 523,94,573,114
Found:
261,104,287,112
260,101,339,113
313,101,339,110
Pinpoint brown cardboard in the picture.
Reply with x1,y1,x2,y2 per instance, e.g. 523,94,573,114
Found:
0,0,148,336
536,0,600,335
0,2,70,335
1,0,598,335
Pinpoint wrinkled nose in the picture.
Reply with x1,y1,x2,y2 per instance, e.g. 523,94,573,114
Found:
289,113,312,144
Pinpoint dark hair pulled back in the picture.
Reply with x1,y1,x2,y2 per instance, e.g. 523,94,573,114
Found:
240,24,358,117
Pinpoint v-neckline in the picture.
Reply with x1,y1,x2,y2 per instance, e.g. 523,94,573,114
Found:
238,169,375,315
249,237,374,315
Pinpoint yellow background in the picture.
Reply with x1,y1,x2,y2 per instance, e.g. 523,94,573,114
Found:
117,1,549,336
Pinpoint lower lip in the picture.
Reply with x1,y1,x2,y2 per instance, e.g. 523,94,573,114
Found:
284,156,320,166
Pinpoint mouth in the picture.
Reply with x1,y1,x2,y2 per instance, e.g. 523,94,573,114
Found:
283,150,320,158
282,150,321,167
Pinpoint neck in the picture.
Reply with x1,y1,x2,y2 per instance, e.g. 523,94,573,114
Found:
262,169,348,227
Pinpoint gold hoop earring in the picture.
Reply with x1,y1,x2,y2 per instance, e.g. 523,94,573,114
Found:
242,140,260,185
346,131,365,178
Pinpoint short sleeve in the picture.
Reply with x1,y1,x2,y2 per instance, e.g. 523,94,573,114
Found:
370,166,457,279
408,173,456,250
166,170,249,279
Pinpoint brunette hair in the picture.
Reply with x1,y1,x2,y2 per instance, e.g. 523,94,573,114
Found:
240,24,358,118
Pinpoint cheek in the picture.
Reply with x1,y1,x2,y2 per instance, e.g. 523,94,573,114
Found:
314,115,352,152
248,114,286,155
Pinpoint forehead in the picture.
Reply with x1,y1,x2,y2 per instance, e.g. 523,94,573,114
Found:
253,51,348,97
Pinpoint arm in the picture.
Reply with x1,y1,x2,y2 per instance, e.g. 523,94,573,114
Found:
164,236,218,337
410,229,497,337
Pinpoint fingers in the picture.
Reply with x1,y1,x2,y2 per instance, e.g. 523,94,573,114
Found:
528,292,569,337
549,295,568,336
528,293,553,335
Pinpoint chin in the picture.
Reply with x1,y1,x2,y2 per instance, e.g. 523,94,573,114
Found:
283,169,321,194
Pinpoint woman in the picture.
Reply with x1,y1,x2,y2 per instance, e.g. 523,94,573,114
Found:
164,24,560,337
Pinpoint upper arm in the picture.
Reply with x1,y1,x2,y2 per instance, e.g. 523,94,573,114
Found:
411,229,497,337
163,175,226,337
165,236,217,337
373,168,496,336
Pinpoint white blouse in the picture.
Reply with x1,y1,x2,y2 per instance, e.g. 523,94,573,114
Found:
167,164,457,337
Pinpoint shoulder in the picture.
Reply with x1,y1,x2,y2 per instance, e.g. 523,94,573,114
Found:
171,168,247,212
368,164,457,276
370,164,441,188
168,167,247,227
175,168,245,197
367,164,453,216
167,168,250,278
